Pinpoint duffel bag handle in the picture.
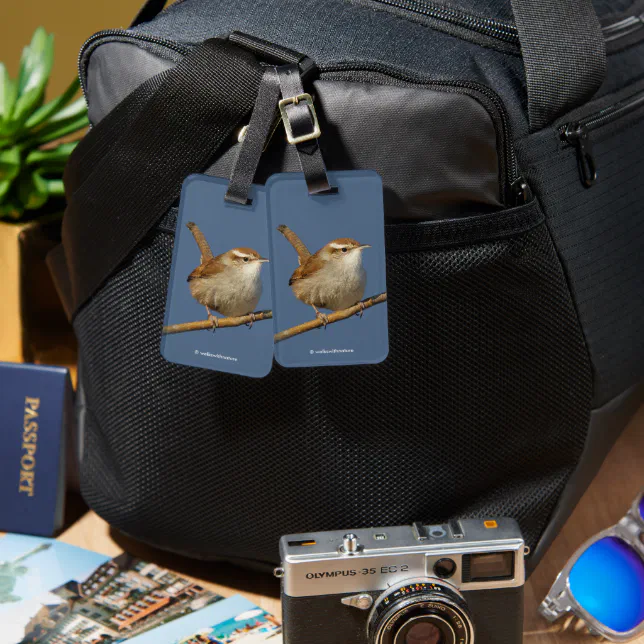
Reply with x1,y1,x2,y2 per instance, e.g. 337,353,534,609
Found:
509,0,606,132
131,0,607,133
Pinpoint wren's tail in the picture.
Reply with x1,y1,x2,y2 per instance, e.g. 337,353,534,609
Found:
186,221,214,262
277,224,311,264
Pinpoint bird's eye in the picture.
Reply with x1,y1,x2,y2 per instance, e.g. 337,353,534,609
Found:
341,247,348,253
243,257,249,262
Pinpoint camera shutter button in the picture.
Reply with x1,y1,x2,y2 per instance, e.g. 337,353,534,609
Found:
342,533,362,554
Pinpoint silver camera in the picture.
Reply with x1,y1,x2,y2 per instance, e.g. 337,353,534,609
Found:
277,518,526,644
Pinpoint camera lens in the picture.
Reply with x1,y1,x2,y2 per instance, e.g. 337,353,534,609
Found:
368,579,473,644
433,559,457,579
405,621,444,644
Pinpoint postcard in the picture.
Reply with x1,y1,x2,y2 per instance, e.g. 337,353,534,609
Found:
9,552,222,644
126,594,282,643
0,534,109,612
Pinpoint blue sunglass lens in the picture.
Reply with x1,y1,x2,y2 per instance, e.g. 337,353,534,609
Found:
639,494,644,521
569,536,644,633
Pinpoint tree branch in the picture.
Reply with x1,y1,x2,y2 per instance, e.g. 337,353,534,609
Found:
274,293,387,344
162,310,273,335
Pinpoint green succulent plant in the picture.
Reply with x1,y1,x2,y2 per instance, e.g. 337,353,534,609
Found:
0,27,88,222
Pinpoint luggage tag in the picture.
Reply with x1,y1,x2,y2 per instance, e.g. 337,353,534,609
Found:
161,175,274,378
267,170,389,368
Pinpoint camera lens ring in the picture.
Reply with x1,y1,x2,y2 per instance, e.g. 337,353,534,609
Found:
368,578,474,644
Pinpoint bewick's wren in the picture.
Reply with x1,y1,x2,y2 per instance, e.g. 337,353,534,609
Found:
186,222,269,328
277,224,370,325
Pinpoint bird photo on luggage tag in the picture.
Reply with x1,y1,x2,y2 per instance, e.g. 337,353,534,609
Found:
161,175,274,378
267,170,388,368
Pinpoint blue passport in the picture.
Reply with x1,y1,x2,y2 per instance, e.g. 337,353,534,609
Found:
0,362,71,536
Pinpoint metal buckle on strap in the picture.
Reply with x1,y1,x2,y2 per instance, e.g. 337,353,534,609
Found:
278,93,321,145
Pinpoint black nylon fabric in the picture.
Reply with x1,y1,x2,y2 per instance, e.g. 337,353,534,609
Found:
74,201,592,564
454,0,642,21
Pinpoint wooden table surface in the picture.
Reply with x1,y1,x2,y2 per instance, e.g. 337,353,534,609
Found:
57,404,644,643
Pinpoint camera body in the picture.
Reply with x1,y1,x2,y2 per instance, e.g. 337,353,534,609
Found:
279,518,525,644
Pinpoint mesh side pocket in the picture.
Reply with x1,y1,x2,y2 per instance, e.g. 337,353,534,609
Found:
75,201,592,565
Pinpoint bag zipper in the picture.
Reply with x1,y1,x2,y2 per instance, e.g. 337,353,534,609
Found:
368,0,519,44
560,90,644,187
368,0,644,46
603,13,644,42
78,30,191,95
77,31,530,205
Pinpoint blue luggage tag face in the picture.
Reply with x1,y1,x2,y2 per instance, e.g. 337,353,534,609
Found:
161,175,274,378
267,170,389,368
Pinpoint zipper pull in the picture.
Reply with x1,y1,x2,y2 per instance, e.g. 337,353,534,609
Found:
510,176,533,206
563,123,597,187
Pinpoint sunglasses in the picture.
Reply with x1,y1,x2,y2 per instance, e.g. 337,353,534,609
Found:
539,491,644,641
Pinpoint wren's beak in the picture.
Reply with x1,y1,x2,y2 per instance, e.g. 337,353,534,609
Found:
256,257,270,263
356,244,371,251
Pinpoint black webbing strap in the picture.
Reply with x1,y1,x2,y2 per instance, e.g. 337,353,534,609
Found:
510,0,606,132
225,67,281,205
60,39,263,318
229,32,313,70
276,64,335,195
64,70,170,196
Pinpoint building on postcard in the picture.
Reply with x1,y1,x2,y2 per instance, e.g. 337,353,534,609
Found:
20,555,217,644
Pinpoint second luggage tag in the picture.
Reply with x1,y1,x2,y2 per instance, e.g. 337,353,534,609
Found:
268,170,389,368
161,175,274,378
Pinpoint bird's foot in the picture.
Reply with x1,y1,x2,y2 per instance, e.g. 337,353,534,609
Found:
356,301,366,318
208,314,219,332
246,312,257,329
316,311,330,328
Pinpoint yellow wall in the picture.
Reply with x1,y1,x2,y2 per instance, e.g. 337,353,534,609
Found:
1,1,177,100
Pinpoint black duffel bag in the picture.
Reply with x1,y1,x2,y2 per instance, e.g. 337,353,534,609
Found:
50,0,644,572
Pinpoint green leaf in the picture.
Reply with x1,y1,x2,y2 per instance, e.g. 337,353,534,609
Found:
0,147,21,204
25,77,81,130
20,97,87,146
25,141,77,166
0,146,21,183
17,28,53,94
41,96,86,125
0,63,18,130
0,177,14,202
18,167,49,210
10,29,54,132
44,178,64,196
31,112,89,146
